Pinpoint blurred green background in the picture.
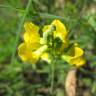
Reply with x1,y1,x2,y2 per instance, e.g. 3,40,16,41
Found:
0,0,96,96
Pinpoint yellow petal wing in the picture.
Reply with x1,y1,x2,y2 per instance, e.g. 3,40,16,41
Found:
70,57,86,67
18,43,33,62
69,46,85,67
18,43,39,64
24,32,40,44
62,44,85,67
51,19,67,42
24,22,40,43
24,22,39,33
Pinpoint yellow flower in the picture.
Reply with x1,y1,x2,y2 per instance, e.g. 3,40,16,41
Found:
51,19,68,43
62,44,85,67
18,20,85,67
42,19,68,53
18,22,47,64
43,20,68,43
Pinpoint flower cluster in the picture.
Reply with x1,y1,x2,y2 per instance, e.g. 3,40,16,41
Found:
18,20,85,67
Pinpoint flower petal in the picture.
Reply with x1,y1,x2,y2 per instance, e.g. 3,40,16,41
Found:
18,43,39,64
70,57,86,67
62,44,85,67
24,22,39,33
51,19,67,42
24,22,40,43
18,43,33,62
24,32,40,44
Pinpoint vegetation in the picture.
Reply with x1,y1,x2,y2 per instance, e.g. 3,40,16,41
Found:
0,0,96,96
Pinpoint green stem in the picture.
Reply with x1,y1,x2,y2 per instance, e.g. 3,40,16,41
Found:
50,58,55,96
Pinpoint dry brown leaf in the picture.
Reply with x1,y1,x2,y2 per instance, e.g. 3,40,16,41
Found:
65,68,77,96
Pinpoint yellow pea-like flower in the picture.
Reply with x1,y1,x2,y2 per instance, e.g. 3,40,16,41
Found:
42,19,68,53
62,44,85,67
18,20,85,67
18,22,47,64
51,19,68,43
43,20,68,43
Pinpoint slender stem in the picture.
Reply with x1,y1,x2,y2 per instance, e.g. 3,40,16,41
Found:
50,58,55,96
0,4,25,12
